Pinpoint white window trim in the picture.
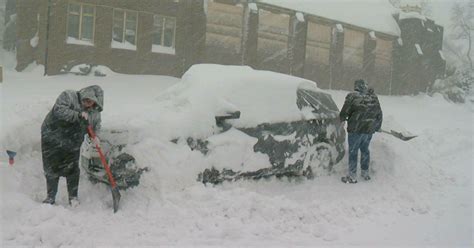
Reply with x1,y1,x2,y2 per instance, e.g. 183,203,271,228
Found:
112,9,139,50
152,44,175,55
152,15,176,54
66,3,96,45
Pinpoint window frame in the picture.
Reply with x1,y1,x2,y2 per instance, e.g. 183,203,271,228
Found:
152,14,177,49
66,2,96,42
112,8,139,46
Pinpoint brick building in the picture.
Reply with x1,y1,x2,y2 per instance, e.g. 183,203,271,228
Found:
12,0,446,95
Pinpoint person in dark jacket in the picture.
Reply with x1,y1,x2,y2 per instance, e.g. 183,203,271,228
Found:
339,79,382,183
41,85,103,204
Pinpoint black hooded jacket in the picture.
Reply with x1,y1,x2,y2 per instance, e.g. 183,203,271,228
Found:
340,81,383,134
41,85,103,175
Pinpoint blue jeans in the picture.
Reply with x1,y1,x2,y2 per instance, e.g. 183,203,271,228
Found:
347,133,373,178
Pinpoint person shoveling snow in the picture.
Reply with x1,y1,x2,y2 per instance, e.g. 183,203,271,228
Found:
339,80,383,184
41,85,103,205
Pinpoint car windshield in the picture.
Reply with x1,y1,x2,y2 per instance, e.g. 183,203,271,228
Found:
296,89,339,116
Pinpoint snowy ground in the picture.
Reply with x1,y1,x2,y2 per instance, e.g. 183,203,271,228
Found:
1,62,473,247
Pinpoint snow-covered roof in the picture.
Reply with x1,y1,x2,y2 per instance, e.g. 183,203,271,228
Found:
259,0,401,36
156,64,334,135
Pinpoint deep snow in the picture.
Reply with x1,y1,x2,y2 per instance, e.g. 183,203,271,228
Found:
1,64,473,247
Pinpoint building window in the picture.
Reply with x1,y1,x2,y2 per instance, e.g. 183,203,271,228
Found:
67,3,95,45
152,15,176,54
112,9,138,50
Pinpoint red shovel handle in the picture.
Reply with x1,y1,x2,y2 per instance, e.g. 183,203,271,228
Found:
87,125,117,189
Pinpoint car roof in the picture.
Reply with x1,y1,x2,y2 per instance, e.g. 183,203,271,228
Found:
157,64,337,130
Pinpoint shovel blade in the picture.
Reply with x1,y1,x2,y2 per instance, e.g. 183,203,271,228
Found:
111,187,121,213
390,130,417,141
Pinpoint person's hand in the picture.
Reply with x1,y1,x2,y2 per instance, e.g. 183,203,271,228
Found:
80,112,89,121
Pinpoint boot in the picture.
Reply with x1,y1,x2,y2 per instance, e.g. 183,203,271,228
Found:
69,197,80,207
361,170,371,181
341,175,357,184
42,197,55,205
44,175,59,204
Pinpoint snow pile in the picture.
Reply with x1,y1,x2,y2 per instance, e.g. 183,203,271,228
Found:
260,0,401,36
67,64,117,77
1,65,473,246
430,69,474,104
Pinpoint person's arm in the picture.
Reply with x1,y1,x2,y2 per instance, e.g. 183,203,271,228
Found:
93,113,102,134
339,94,353,122
374,96,383,131
52,91,80,123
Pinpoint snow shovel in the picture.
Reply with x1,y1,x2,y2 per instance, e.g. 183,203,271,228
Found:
381,129,417,141
86,125,121,213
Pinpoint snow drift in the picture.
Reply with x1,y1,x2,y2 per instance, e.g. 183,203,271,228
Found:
1,65,472,246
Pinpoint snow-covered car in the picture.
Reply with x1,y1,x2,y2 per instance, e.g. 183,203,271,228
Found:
156,64,345,183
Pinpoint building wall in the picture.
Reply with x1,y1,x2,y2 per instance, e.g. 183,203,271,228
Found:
15,0,40,71
342,28,364,90
304,21,331,89
14,0,444,96
393,15,445,95
256,8,290,74
17,0,205,76
204,0,243,65
373,37,392,95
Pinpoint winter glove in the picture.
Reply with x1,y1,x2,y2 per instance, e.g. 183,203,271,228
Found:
78,111,90,126
80,112,89,120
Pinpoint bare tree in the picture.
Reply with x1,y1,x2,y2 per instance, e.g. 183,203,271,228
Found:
451,1,474,70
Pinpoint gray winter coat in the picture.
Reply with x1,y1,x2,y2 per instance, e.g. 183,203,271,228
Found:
41,85,103,175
